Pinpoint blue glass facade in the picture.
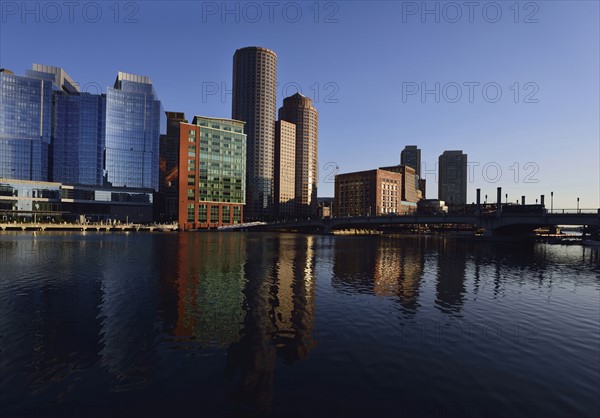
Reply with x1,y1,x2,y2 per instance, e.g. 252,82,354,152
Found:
1,66,164,192
52,92,106,185
105,73,165,190
0,70,53,181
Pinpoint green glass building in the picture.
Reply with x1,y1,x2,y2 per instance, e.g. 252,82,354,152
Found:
178,116,246,230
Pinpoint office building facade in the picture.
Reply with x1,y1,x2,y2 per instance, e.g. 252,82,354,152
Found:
334,169,404,217
379,165,420,204
105,72,165,190
400,145,421,177
178,116,246,230
438,150,467,205
0,68,53,181
1,65,164,191
274,120,296,219
52,91,106,185
0,178,154,223
25,64,107,186
1,65,165,222
278,93,319,218
232,46,278,220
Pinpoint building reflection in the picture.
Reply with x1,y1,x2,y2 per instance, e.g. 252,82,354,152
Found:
373,237,425,316
332,237,379,294
10,236,104,393
273,235,317,364
160,233,318,414
434,238,467,315
97,235,162,390
333,236,426,316
224,234,317,415
173,233,246,346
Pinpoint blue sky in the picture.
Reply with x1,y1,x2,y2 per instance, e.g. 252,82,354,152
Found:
2,1,598,207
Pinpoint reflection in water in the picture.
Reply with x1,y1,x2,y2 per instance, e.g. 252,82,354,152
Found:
333,236,427,316
174,233,246,346
373,237,425,316
0,232,598,418
225,234,278,411
97,236,161,391
24,238,103,397
434,238,467,315
274,235,316,364
223,234,317,414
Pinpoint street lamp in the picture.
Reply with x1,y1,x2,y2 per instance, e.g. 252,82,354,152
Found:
577,197,580,213
505,193,508,204
551,191,554,213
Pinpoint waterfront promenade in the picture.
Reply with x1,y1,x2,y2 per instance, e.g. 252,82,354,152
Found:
0,222,178,232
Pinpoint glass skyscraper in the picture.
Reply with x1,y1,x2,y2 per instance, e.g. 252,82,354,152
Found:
23,65,105,186
1,65,164,192
0,69,53,181
105,72,165,190
51,92,106,185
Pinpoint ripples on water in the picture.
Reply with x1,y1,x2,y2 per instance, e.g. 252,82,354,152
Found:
0,232,598,418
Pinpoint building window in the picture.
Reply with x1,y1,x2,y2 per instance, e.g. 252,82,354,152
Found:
187,204,195,221
198,204,207,222
210,206,219,223
222,206,230,223
233,206,241,223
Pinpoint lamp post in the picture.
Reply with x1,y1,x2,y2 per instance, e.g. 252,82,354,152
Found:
505,193,508,204
551,191,553,213
577,197,580,213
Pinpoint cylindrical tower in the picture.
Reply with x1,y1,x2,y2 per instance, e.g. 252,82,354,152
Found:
232,46,278,220
279,93,319,219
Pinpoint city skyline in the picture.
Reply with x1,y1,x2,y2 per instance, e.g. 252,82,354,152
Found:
2,1,598,208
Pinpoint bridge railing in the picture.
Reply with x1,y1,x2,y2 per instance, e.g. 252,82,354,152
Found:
546,209,599,214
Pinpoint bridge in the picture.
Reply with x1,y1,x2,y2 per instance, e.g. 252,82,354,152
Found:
225,209,600,236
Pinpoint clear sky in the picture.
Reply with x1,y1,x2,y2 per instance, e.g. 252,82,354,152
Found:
2,0,598,208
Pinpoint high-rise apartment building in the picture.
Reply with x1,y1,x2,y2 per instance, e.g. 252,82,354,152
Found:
232,46,278,220
400,145,421,177
274,120,296,219
278,93,319,218
178,116,246,230
438,150,467,205
105,72,165,190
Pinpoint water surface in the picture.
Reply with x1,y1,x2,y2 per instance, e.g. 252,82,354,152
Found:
0,232,598,417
